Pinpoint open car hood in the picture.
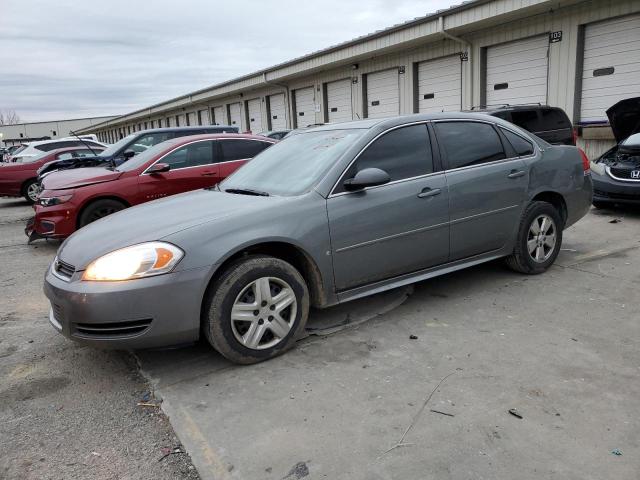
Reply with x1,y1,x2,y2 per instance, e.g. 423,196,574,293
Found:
42,167,122,190
606,97,640,143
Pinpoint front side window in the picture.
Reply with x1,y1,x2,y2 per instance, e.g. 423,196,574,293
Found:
127,133,173,153
159,141,215,170
501,128,534,156
219,139,272,162
338,124,433,192
435,122,506,169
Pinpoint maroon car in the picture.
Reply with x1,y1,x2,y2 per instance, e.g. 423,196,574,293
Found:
0,146,107,204
29,134,275,240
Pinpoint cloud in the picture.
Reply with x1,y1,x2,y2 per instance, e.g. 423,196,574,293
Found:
0,0,455,122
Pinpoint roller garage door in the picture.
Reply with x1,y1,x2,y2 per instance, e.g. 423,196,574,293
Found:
186,111,196,126
212,106,225,125
228,103,242,128
294,87,315,128
247,98,263,133
580,14,640,123
485,36,549,106
365,68,400,118
268,93,287,130
417,55,462,113
326,79,353,123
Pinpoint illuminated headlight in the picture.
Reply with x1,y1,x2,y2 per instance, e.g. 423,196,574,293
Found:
39,194,72,207
82,242,184,281
590,161,606,176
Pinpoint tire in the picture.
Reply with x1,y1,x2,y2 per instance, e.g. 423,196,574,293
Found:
78,199,126,228
22,178,41,204
203,255,310,364
506,201,563,274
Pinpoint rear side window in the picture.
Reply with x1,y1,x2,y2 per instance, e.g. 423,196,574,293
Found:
540,108,570,129
344,124,433,184
501,128,535,156
510,110,540,131
219,139,272,162
435,122,506,169
128,133,173,153
160,141,215,170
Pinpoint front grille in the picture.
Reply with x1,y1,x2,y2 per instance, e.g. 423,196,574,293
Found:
54,259,76,280
73,319,152,338
609,167,640,181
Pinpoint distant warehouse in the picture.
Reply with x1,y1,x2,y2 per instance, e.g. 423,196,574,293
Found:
77,0,639,158
0,116,117,147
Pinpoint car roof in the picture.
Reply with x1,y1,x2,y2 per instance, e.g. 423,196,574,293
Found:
466,104,561,113
160,133,277,147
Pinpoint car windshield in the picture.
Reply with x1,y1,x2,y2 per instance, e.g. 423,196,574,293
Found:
220,129,363,196
98,134,136,157
115,139,181,172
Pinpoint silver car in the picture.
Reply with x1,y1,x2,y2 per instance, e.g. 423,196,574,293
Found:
44,113,593,364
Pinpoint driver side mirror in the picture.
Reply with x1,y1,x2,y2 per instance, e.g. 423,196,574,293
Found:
343,167,391,191
147,163,170,175
123,150,136,159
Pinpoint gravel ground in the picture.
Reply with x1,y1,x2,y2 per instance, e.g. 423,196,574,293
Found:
0,197,200,480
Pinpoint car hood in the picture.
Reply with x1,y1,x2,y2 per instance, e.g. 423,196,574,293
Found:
42,167,122,190
606,97,640,143
58,189,283,269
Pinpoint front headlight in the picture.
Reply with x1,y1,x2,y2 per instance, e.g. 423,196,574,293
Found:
82,242,184,281
590,161,606,176
39,194,72,207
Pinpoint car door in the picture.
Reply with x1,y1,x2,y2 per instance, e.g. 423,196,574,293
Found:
218,139,273,180
433,120,529,261
327,123,450,291
136,140,219,202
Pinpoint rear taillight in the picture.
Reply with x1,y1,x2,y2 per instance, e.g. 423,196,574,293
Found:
572,128,578,146
578,148,590,173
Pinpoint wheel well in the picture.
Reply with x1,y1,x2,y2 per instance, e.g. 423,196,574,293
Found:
76,196,130,229
206,242,326,309
532,192,567,225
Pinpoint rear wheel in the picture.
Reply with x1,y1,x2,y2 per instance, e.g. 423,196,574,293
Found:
506,201,563,274
78,199,126,228
22,179,41,204
203,255,309,364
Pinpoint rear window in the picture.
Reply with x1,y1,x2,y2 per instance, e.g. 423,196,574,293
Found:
540,108,571,129
510,110,540,132
509,108,570,133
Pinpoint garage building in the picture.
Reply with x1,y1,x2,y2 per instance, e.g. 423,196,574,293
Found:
79,0,640,159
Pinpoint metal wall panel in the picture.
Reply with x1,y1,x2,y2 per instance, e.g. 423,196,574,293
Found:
212,106,225,125
580,14,640,122
268,93,287,130
228,103,242,128
416,55,462,113
293,87,315,128
247,98,263,133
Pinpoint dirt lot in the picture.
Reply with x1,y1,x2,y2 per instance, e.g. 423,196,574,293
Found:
0,198,199,480
1,196,639,480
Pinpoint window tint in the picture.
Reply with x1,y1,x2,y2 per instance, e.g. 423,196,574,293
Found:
539,108,570,129
501,128,534,156
219,140,272,162
509,110,540,131
126,133,173,154
56,152,74,160
342,124,432,187
160,141,215,170
435,122,506,169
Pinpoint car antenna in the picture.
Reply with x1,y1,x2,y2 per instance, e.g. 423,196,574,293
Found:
69,129,99,157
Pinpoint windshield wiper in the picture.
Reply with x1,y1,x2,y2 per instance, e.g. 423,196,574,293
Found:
225,188,270,197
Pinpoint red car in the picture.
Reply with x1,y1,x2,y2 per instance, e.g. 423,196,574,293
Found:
0,146,106,204
28,134,275,240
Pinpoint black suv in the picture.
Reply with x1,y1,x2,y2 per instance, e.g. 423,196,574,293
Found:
37,125,239,177
470,105,575,145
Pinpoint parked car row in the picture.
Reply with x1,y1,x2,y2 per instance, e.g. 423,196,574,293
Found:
41,112,593,364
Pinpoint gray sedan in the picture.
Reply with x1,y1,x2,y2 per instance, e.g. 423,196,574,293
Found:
44,113,592,364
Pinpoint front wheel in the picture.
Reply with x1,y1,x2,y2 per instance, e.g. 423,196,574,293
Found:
506,201,563,274
78,199,126,228
203,255,309,364
23,179,41,204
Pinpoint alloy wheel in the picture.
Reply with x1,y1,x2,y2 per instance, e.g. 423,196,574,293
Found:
27,182,41,202
527,214,556,263
230,276,297,350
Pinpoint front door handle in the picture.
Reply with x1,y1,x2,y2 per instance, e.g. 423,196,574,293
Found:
508,170,526,179
418,187,442,198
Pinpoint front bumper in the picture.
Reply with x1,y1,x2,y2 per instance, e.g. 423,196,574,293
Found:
592,171,640,205
43,264,210,349
28,203,78,239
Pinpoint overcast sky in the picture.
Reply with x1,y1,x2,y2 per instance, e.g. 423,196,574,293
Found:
0,0,456,122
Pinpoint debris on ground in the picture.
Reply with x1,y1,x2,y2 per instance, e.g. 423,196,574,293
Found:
611,448,623,456
137,401,161,408
141,392,151,402
609,218,622,224
282,461,309,479
508,408,523,419
159,447,182,462
409,335,418,340
429,409,454,417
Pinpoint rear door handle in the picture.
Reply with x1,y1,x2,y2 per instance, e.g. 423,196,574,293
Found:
508,170,526,179
418,187,442,198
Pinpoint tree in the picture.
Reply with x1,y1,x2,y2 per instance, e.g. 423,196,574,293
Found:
0,110,21,125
